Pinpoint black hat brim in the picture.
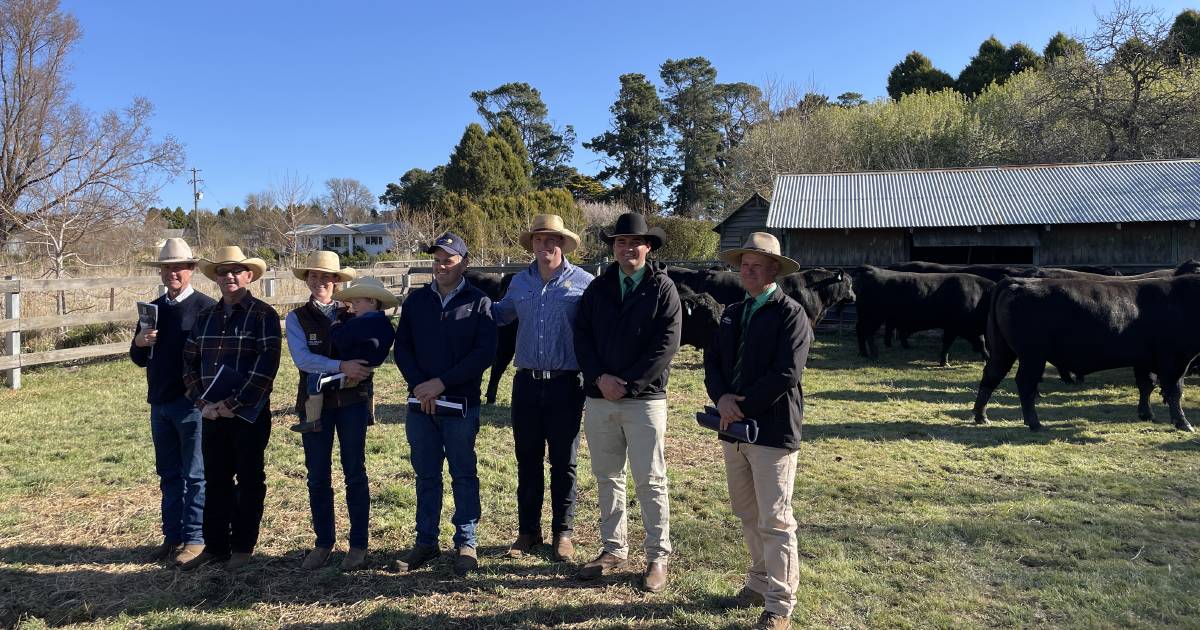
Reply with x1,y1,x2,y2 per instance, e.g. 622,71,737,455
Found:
601,227,667,250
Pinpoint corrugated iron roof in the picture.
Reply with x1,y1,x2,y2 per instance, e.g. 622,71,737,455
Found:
767,159,1200,229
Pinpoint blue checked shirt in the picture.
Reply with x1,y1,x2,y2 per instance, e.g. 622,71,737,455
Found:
493,259,594,371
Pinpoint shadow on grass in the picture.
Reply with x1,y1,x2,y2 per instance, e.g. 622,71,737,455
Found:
805,419,1102,446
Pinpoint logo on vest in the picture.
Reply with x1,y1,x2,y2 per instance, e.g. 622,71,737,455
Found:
308,332,320,346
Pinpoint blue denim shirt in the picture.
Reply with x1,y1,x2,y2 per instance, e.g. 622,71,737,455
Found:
493,259,594,371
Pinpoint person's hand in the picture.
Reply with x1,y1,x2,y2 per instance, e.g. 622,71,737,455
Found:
135,328,158,348
201,403,220,420
717,393,746,430
413,378,446,414
597,374,628,401
340,359,371,381
214,401,236,418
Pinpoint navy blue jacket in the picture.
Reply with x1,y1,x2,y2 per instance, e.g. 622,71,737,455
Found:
129,290,217,404
393,280,497,408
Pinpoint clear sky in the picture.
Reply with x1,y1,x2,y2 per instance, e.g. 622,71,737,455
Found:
60,0,1197,213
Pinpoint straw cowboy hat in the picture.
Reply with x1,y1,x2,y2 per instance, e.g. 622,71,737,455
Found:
719,232,800,277
198,246,268,283
601,212,668,250
333,276,400,309
292,250,357,282
518,214,581,254
141,238,200,267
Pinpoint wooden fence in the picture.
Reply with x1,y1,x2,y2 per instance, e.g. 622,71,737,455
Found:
2,259,713,390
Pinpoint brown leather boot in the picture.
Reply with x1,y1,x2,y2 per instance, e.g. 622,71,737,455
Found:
341,547,367,571
576,552,627,580
734,585,766,608
173,544,205,567
642,559,668,593
395,544,440,572
552,534,574,562
148,540,180,563
753,611,791,630
301,547,331,570
507,533,543,558
225,552,252,570
452,545,478,576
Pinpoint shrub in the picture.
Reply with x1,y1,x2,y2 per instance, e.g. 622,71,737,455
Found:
648,216,719,261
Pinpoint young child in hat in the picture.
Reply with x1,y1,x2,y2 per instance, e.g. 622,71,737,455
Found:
292,277,398,432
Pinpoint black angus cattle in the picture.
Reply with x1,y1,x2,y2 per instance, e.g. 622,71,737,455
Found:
854,266,994,366
887,261,1038,283
676,287,724,350
972,272,1200,432
463,269,518,405
666,266,855,326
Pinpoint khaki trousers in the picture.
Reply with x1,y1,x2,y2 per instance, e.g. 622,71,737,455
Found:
722,440,799,617
583,397,671,562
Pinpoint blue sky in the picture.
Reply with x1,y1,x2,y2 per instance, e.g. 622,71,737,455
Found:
61,0,1196,212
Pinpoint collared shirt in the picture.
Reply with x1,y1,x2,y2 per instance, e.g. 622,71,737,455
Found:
182,290,282,418
164,285,195,306
494,259,594,370
619,264,647,299
285,300,344,375
434,276,467,307
741,284,778,329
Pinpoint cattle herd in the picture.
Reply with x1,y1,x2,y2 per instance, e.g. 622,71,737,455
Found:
463,259,1200,433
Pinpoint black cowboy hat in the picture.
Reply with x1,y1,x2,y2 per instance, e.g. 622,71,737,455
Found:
601,213,668,250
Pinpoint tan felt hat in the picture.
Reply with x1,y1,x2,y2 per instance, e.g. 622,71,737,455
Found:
333,276,399,309
719,232,800,277
142,238,200,266
198,246,268,283
518,214,580,254
292,250,356,282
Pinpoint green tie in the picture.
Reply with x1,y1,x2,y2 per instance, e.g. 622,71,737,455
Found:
622,276,635,301
731,296,755,390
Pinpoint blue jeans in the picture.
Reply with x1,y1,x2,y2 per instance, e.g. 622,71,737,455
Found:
405,406,480,548
150,395,205,545
302,401,370,549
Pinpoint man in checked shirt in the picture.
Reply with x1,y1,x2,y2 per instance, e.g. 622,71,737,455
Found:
492,214,593,563
181,246,282,570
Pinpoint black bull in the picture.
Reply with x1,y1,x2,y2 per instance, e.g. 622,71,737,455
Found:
972,273,1200,432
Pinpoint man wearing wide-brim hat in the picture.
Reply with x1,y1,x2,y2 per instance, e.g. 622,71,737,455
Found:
493,214,594,563
703,232,811,630
182,245,281,571
573,212,681,592
129,238,217,569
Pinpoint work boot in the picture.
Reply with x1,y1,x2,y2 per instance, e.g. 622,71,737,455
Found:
341,547,367,571
642,559,668,593
576,552,627,580
301,547,331,570
452,546,479,576
507,533,542,558
179,550,225,571
734,585,766,608
395,544,440,572
225,552,252,570
148,540,180,563
552,534,575,562
753,611,791,630
173,544,205,567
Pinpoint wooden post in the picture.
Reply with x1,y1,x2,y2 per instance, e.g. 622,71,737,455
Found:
109,286,116,311
3,276,20,390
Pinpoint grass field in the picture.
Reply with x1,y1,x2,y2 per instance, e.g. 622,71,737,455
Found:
0,335,1198,629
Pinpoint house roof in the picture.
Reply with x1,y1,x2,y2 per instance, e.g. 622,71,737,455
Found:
714,192,770,231
767,159,1200,230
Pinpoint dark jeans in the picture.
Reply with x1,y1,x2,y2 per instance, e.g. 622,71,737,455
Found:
201,404,272,556
150,395,206,545
405,406,480,549
302,401,370,549
511,370,584,537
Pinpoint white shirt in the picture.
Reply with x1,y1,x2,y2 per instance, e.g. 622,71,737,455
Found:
164,285,195,306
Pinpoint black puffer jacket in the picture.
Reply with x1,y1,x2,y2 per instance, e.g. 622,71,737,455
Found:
574,260,682,400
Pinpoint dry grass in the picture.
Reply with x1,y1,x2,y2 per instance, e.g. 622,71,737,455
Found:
1,336,1198,628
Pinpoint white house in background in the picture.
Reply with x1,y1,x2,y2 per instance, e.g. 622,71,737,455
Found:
290,222,401,256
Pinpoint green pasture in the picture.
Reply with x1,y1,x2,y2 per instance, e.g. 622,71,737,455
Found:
0,336,1196,629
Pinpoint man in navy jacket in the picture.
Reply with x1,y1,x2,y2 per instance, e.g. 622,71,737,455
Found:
393,231,497,577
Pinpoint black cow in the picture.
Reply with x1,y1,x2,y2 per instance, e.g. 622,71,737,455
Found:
677,287,724,350
854,266,994,366
972,272,1200,432
887,261,1038,283
666,266,855,326
463,269,518,405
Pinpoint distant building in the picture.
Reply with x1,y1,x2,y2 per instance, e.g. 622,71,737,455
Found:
713,193,770,252
756,159,1200,268
289,222,402,256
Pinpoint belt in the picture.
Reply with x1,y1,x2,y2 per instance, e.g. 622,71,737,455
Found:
517,368,580,380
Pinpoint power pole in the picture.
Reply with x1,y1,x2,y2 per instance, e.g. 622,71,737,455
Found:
189,167,204,248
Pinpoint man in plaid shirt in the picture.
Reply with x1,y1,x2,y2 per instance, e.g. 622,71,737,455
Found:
181,246,281,570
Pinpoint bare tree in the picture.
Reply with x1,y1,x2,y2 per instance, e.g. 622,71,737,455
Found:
0,0,185,301
319,177,375,224
386,204,445,257
251,172,317,267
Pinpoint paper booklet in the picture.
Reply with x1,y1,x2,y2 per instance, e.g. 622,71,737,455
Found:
407,395,468,417
200,364,266,423
136,302,158,359
306,372,347,396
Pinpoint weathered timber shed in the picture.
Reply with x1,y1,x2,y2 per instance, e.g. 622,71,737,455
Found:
713,193,770,251
762,159,1200,268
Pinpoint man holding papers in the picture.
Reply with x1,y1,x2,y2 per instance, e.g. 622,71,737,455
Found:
181,246,281,570
702,233,812,630
393,231,497,577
